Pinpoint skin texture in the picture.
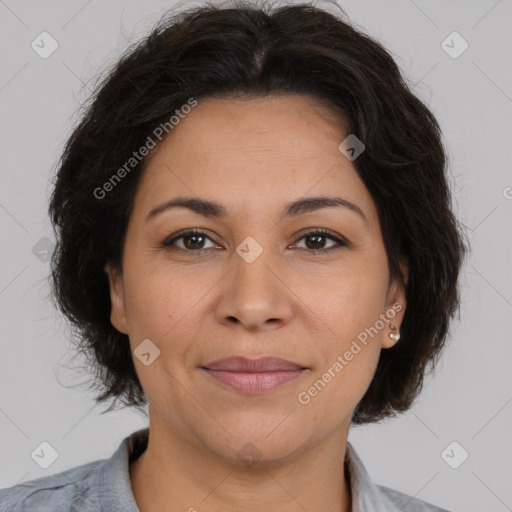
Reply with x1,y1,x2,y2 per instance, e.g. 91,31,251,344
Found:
105,95,407,512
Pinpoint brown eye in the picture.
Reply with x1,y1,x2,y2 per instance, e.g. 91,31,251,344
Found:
162,228,347,255
162,229,218,251
291,230,347,254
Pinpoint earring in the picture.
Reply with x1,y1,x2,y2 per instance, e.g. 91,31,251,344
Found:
389,324,400,341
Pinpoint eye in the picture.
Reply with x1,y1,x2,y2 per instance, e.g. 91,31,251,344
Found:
162,229,219,252
291,229,347,254
162,228,347,255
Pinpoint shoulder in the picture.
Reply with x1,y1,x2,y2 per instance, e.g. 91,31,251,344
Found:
344,441,451,512
0,459,103,512
377,484,451,512
0,428,146,512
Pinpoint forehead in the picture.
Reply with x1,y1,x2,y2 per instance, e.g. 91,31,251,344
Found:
155,95,348,166
135,95,376,225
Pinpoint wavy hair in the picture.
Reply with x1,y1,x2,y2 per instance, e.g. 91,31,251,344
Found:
49,0,467,423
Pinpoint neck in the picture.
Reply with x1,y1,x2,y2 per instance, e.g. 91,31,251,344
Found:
129,415,352,512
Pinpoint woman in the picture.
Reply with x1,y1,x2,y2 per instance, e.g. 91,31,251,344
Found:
0,1,466,511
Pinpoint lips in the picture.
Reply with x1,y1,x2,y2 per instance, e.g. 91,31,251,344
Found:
201,356,308,394
203,356,306,372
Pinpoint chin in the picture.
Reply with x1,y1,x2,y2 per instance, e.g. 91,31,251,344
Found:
197,416,311,466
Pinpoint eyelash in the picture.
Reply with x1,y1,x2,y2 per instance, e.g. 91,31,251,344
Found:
161,228,347,256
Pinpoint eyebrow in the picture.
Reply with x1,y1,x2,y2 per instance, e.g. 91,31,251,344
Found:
146,195,368,226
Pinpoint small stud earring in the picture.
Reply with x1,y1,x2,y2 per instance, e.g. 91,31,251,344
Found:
389,324,400,341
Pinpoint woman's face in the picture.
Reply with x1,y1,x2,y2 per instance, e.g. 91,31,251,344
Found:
107,95,406,463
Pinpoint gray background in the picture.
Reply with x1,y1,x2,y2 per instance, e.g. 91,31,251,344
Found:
1,1,511,511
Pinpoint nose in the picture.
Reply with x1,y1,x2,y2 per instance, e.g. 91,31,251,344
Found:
215,240,295,331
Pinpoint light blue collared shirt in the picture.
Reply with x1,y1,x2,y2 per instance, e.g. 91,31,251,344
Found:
0,427,449,511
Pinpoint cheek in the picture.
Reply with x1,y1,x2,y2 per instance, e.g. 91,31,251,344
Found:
121,269,200,395
124,275,169,336
122,262,218,348
311,257,388,331
307,255,388,386
304,301,383,419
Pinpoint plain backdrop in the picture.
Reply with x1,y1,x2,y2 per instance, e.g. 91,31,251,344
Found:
1,1,511,511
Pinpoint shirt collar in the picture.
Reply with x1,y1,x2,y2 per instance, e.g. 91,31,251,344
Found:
97,427,398,512
97,427,148,512
344,441,400,511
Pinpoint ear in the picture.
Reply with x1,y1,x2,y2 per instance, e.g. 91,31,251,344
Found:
104,263,129,335
382,260,408,349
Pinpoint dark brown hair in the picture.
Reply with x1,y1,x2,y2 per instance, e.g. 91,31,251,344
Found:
49,0,467,424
